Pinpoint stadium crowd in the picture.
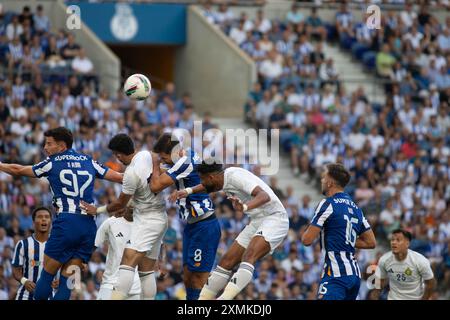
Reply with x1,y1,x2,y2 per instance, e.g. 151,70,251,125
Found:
0,2,448,301
204,2,450,299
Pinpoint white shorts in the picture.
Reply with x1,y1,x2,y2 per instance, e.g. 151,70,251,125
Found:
97,287,141,300
127,210,168,259
236,211,289,254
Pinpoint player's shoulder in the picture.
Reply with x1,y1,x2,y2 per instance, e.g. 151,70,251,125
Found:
315,198,332,210
98,216,115,229
408,249,430,264
225,166,255,183
14,238,24,249
17,236,33,248
137,150,151,159
226,166,249,176
379,251,394,264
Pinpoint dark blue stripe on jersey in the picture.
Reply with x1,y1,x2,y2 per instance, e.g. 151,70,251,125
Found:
348,252,358,276
337,252,346,277
12,241,22,266
18,240,29,300
30,238,40,300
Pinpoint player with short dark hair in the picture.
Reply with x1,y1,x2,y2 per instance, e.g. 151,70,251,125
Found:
302,163,376,300
374,229,435,300
150,133,221,300
0,127,123,300
81,133,167,300
193,161,289,300
12,207,52,300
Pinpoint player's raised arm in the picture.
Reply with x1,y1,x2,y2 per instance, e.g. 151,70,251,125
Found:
149,152,175,193
0,162,35,178
104,169,124,184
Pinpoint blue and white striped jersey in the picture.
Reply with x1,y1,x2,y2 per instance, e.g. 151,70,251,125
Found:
32,149,109,214
166,149,214,220
12,235,46,300
311,192,371,278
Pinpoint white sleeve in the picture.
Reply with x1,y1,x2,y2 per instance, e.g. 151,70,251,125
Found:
417,254,434,281
122,170,138,196
377,255,388,280
228,170,259,196
95,220,109,248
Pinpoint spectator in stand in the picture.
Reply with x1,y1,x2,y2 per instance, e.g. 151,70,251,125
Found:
33,5,50,34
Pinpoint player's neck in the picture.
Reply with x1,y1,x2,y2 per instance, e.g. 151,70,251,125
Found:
394,250,408,261
326,188,344,197
126,152,138,164
34,231,49,243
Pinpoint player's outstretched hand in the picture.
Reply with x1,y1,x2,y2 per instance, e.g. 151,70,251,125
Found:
228,196,244,212
24,280,36,292
80,201,97,216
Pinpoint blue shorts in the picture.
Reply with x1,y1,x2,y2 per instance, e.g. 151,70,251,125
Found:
45,213,97,264
183,215,221,272
317,275,360,300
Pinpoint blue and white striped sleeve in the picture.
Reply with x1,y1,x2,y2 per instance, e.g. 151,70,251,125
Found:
92,160,109,179
166,156,193,182
12,240,24,267
359,213,372,234
310,199,333,228
32,158,52,178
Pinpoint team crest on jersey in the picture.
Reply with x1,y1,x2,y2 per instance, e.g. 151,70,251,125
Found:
194,262,201,267
404,268,412,276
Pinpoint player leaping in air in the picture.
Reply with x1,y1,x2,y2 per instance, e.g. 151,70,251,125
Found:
0,127,123,300
81,133,168,300
149,133,221,300
183,161,289,300
302,163,377,300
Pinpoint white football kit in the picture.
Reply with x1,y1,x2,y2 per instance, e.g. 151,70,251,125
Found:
122,151,168,259
377,249,434,300
95,217,141,300
222,167,289,253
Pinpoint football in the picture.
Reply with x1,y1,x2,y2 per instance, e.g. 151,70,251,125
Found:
123,73,152,100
